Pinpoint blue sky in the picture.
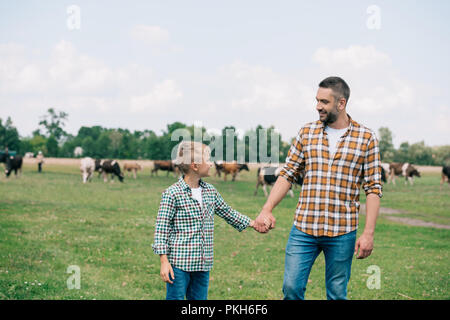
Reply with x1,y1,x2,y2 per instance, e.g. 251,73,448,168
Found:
1,0,449,147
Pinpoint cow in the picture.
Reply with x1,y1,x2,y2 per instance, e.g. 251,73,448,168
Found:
441,166,450,190
0,152,23,178
151,160,179,177
388,162,421,185
123,161,142,179
95,159,124,183
254,166,304,197
220,162,249,181
80,157,96,183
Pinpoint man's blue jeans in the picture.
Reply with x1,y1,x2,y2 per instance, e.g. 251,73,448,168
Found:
283,225,356,300
166,267,210,300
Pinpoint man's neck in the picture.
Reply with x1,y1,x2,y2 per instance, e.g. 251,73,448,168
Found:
327,113,350,129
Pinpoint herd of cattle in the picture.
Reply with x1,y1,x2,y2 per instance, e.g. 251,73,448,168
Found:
1,152,450,192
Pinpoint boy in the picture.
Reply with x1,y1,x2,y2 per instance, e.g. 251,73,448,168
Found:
152,141,263,300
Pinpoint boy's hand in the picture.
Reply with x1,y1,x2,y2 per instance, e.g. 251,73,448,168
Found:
250,219,271,233
160,256,175,284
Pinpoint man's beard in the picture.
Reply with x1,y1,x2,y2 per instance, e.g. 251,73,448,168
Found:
321,103,339,126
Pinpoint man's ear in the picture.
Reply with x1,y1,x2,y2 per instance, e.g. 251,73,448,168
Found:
338,97,347,111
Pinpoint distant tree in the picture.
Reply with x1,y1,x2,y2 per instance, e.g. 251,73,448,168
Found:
46,135,59,157
408,141,433,165
0,117,21,152
378,127,395,162
81,136,96,157
394,142,410,163
95,132,111,158
39,108,69,141
432,145,450,166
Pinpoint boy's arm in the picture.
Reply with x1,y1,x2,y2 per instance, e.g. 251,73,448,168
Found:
214,188,251,231
152,190,175,256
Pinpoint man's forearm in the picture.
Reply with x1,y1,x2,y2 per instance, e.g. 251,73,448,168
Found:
263,176,292,211
363,193,380,235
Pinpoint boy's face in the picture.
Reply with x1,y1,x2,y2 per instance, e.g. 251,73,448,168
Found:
197,154,212,178
191,151,212,178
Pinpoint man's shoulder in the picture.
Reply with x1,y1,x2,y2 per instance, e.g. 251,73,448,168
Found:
298,120,322,135
350,119,378,140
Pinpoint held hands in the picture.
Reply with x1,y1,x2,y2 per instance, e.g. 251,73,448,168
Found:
251,208,276,233
249,219,270,233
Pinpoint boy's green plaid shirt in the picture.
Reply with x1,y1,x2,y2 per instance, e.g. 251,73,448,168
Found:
152,176,251,272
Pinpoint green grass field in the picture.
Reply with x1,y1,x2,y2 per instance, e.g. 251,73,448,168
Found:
0,163,449,300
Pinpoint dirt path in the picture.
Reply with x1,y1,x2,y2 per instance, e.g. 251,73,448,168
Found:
360,204,450,230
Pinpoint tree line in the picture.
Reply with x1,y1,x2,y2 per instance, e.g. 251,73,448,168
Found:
1,109,449,166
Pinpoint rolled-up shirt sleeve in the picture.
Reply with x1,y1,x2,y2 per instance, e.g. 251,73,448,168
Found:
152,190,176,255
279,128,305,184
214,188,250,232
362,134,383,198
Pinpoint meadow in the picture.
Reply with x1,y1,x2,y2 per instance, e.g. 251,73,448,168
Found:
0,162,449,300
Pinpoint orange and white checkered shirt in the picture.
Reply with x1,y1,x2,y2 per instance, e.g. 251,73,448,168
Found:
279,115,383,237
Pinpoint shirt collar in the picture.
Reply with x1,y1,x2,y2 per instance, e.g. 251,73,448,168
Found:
320,113,355,136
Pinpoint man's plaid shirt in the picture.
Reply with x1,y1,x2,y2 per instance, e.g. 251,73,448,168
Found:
279,115,383,237
152,177,251,272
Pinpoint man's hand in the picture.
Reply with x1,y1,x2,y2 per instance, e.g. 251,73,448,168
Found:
254,208,276,233
160,255,175,284
354,232,374,259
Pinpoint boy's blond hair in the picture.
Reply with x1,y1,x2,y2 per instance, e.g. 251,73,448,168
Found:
174,141,210,174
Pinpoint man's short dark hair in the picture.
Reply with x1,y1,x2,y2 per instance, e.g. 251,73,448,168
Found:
319,76,350,105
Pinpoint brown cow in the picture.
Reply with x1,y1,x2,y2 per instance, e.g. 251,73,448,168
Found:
221,162,249,181
388,162,421,185
151,160,179,177
123,161,142,179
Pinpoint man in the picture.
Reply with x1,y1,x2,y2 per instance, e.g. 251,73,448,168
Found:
254,76,382,300
36,151,44,173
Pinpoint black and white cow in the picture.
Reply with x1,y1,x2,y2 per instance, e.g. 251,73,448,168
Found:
0,152,23,178
254,166,304,197
388,162,421,185
95,159,124,182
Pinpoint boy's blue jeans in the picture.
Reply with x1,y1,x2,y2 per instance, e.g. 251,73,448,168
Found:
166,267,210,300
283,225,356,300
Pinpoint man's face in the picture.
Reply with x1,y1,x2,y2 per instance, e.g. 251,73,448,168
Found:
316,87,340,125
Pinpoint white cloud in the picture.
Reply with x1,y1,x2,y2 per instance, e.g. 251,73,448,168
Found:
49,40,114,94
313,45,391,69
0,40,184,135
130,79,183,113
130,25,170,46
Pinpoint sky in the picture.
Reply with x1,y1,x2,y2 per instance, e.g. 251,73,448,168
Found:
0,0,449,147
